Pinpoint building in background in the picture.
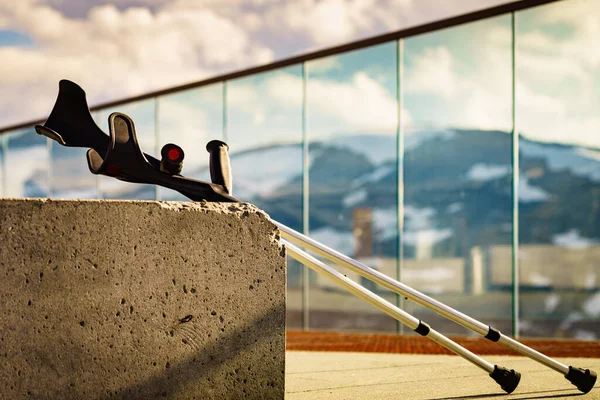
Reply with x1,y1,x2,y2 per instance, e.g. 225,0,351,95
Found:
1,0,599,341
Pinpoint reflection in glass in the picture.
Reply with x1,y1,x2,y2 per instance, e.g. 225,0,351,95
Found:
226,67,304,329
403,16,513,335
157,84,223,200
4,128,50,198
517,0,600,339
51,143,98,199
96,99,158,200
306,43,399,332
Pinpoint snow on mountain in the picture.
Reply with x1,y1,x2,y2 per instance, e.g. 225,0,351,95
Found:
229,144,302,199
327,134,396,165
405,129,457,151
583,293,600,318
446,202,463,213
404,205,436,230
466,163,510,182
520,140,600,182
343,189,367,207
352,165,395,188
519,177,550,203
552,229,597,249
372,208,397,240
544,294,560,313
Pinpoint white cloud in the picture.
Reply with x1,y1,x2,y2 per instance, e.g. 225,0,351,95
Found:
406,47,457,99
404,33,512,131
265,71,408,136
265,0,511,49
402,2,599,142
516,0,600,147
0,1,274,127
2,0,597,155
521,0,600,69
269,0,382,45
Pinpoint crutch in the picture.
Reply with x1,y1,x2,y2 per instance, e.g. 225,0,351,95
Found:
276,222,598,394
283,240,521,393
36,80,522,394
35,79,594,394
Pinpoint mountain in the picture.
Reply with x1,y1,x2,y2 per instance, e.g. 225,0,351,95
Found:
21,128,600,260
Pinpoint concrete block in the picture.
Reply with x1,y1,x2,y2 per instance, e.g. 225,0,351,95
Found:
0,199,286,399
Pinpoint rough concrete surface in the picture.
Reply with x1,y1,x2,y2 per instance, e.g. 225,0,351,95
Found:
286,352,600,399
0,199,286,399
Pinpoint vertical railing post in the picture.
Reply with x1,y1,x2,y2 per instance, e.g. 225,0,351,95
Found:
223,81,228,143
396,39,405,334
94,111,104,199
154,97,160,201
301,62,310,331
46,137,53,198
511,11,520,339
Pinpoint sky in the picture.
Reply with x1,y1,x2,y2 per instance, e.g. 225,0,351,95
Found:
0,0,515,128
0,0,599,151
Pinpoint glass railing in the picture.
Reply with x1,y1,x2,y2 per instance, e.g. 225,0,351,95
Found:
1,0,598,339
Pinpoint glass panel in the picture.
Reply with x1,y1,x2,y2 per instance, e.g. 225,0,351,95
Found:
96,99,157,200
226,67,304,329
51,143,98,199
517,0,600,339
403,16,513,335
306,43,398,332
4,127,50,198
157,84,223,201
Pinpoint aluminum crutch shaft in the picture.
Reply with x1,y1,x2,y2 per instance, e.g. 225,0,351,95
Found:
283,240,521,394
275,221,598,394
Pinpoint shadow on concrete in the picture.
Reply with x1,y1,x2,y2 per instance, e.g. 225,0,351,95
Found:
429,387,591,400
36,302,285,399
113,302,286,399
428,393,506,400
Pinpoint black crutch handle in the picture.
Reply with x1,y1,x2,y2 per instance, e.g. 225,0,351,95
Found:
86,112,238,202
206,140,233,195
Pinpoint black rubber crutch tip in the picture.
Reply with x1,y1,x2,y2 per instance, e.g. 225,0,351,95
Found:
565,366,597,394
490,365,521,394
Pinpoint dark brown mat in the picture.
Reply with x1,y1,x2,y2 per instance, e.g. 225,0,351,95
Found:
286,331,600,358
